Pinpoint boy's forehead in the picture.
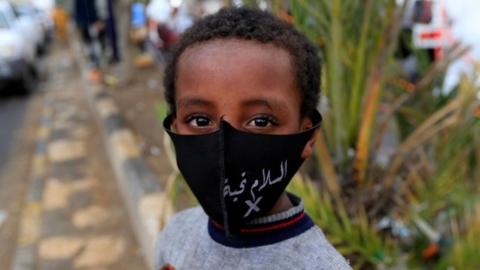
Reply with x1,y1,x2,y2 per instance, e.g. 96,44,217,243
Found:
174,38,301,113
177,39,295,85
178,39,294,74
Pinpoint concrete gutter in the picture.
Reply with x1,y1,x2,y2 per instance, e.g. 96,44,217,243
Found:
84,84,171,270
68,22,172,266
12,99,52,270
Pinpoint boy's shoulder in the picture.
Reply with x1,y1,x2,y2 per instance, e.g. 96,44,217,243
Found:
157,206,206,242
156,206,351,269
154,206,207,269
155,206,206,247
165,206,206,226
288,225,351,268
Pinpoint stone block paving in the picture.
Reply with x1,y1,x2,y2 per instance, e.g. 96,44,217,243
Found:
18,48,148,270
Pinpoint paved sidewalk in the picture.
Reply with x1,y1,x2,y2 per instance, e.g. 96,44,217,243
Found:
13,47,148,270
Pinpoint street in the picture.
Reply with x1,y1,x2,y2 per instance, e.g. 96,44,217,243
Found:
0,78,42,270
0,93,31,171
0,1,478,269
0,43,148,269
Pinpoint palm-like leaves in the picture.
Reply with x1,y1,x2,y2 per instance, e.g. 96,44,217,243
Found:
158,1,480,268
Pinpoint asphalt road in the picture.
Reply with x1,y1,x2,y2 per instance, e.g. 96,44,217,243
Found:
0,55,47,172
0,91,31,172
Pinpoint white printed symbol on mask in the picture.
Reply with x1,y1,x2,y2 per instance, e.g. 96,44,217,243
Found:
243,179,262,217
222,160,289,218
223,175,247,202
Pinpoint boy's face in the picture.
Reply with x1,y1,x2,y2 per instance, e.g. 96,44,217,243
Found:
173,39,316,158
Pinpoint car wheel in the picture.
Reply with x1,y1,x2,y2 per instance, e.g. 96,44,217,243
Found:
20,66,36,95
37,43,48,57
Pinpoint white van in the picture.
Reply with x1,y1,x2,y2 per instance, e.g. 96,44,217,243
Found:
0,0,38,93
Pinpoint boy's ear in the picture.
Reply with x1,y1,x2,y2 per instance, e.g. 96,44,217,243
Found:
300,117,317,159
171,116,178,132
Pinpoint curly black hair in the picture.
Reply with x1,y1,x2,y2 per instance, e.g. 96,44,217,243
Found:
164,7,321,117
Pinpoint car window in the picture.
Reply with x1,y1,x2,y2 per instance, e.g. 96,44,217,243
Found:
13,5,35,17
0,11,11,28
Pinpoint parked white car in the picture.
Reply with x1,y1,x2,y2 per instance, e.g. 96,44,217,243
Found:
0,0,38,93
11,3,48,55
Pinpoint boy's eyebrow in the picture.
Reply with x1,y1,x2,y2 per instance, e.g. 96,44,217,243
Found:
177,97,288,111
177,97,214,108
241,98,287,111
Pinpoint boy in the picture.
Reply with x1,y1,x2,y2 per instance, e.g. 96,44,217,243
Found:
157,7,351,270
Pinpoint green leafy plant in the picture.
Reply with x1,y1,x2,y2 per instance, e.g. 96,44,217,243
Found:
260,0,480,268
160,1,480,267
288,175,398,269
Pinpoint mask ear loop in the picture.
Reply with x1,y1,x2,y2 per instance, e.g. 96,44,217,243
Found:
163,114,175,131
310,110,323,128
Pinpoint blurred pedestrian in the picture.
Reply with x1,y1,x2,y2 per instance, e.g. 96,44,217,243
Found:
105,0,121,64
146,0,192,53
130,1,154,68
130,1,147,52
72,0,107,82
52,2,69,43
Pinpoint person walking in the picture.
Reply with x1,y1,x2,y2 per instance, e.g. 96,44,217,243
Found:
73,0,107,82
105,0,121,64
52,1,69,44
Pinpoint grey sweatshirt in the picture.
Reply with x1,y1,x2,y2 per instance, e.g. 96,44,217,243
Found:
155,203,351,270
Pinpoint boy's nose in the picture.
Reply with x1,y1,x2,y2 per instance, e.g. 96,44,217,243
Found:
218,115,241,130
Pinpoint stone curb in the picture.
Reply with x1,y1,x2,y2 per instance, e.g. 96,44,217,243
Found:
69,27,171,268
84,84,169,270
12,98,52,270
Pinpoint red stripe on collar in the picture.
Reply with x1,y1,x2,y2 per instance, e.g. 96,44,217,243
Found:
211,212,305,234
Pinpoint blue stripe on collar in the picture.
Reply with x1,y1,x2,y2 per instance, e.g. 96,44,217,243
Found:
208,212,314,248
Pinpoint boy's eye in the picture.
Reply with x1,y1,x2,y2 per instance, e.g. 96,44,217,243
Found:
247,116,278,128
187,116,212,127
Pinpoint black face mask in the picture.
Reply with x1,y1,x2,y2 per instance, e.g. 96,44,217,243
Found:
163,111,321,236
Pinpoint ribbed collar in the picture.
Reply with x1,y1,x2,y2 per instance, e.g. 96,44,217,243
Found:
248,193,304,225
208,193,314,248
